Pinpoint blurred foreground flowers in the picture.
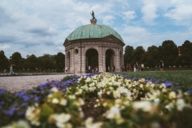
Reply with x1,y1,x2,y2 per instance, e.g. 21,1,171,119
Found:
1,73,192,128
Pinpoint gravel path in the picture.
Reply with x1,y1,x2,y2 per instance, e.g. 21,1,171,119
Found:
0,74,68,92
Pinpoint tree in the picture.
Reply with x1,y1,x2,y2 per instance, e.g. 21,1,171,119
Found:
124,45,134,66
145,46,160,68
10,52,23,72
180,40,192,67
132,46,145,64
24,54,38,72
38,54,56,72
55,52,65,72
159,40,178,67
0,50,9,72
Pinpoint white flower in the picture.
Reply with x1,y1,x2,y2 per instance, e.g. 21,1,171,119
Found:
150,83,155,88
26,105,40,126
89,86,96,92
139,84,144,89
105,106,121,119
113,90,120,98
60,98,67,106
85,77,91,83
49,113,71,128
113,87,131,98
153,98,160,105
89,82,95,87
51,87,59,92
133,101,154,112
160,84,166,89
165,102,174,111
97,83,105,88
68,95,76,100
52,98,59,104
85,117,102,128
176,99,186,111
78,98,85,106
75,88,83,95
97,90,103,97
169,91,176,99
48,94,53,98
139,78,145,83
105,106,124,124
2,120,31,128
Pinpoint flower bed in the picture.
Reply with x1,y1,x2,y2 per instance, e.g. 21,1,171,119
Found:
1,73,192,128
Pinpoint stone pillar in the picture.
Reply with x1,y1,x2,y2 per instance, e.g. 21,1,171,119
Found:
115,49,121,72
74,48,80,74
70,49,75,73
120,49,124,72
98,46,102,72
65,50,71,73
81,46,86,73
99,46,106,72
65,50,67,73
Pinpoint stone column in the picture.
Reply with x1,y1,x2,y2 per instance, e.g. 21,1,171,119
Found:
99,46,105,72
70,49,74,73
74,48,80,74
120,49,124,72
98,46,102,72
65,50,67,73
81,46,86,73
115,49,121,72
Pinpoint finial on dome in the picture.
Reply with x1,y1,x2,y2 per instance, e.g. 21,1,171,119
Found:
90,10,97,24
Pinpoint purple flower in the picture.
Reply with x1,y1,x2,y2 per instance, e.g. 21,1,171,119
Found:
34,96,40,102
39,82,49,87
0,101,3,106
163,81,173,88
15,91,31,102
186,88,192,95
4,107,16,116
0,88,7,95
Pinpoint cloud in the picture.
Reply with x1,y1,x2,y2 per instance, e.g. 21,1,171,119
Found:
0,35,16,43
0,7,12,26
165,4,192,22
0,0,192,57
141,0,158,23
118,24,192,49
27,27,57,37
0,44,10,50
123,10,136,20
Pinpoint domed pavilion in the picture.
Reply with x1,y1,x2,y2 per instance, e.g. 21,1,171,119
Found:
64,12,125,74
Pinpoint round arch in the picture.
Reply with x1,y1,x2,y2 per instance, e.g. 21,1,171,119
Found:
105,49,115,72
85,48,99,73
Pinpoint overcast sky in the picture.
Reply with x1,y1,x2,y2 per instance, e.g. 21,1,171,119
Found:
0,0,192,58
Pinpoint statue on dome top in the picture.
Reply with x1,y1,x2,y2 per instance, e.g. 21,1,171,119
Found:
91,11,95,19
90,10,97,24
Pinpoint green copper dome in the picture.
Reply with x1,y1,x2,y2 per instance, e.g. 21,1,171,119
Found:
66,24,124,42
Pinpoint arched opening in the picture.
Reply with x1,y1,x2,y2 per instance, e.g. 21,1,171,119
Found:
106,49,115,72
86,48,98,73
66,51,70,72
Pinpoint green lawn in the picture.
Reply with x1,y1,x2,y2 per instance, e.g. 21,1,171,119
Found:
118,70,192,88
